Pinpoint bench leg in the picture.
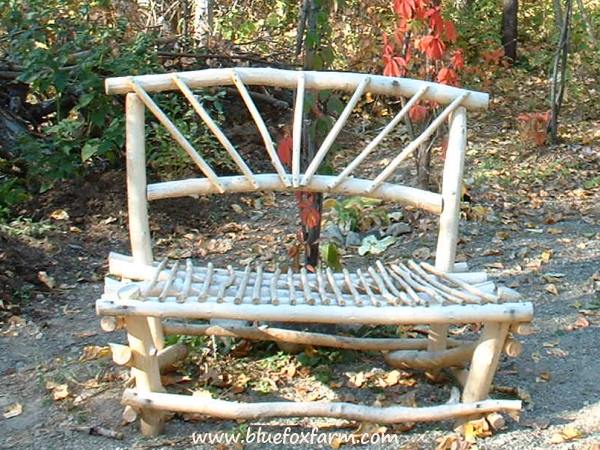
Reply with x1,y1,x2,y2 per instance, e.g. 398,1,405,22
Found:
126,316,165,436
462,322,510,404
147,317,165,351
426,324,449,380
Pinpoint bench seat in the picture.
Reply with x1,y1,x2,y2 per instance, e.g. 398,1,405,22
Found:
97,252,532,326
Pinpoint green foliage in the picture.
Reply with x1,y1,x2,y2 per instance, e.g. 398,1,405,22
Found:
324,196,389,233
0,217,54,237
0,0,232,213
214,0,298,55
146,90,236,179
2,0,162,188
319,241,342,271
0,177,29,219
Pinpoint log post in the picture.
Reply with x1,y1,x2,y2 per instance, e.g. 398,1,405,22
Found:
462,322,509,404
503,338,522,357
110,342,188,373
126,92,165,352
100,316,125,332
384,344,476,370
428,106,467,379
125,316,165,436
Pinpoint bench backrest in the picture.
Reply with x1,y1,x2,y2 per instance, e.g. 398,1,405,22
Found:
104,68,489,273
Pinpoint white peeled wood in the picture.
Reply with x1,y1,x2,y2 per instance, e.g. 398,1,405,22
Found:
125,316,164,436
125,93,164,352
147,174,443,213
407,261,479,304
287,268,296,305
435,107,467,272
503,338,522,357
100,316,125,332
428,106,468,374
453,262,469,272
368,93,469,192
462,322,510,403
421,262,496,303
110,343,133,365
130,79,225,193
109,342,187,371
97,297,534,325
486,412,506,431
172,74,258,188
126,93,153,267
234,265,251,304
106,68,490,111
141,258,167,296
449,272,487,284
157,343,188,371
384,343,477,370
122,405,138,424
158,261,179,301
292,73,305,187
343,268,362,306
108,252,483,290
231,71,289,185
510,322,534,336
329,85,428,190
162,322,466,351
497,286,522,301
122,389,521,422
301,76,371,185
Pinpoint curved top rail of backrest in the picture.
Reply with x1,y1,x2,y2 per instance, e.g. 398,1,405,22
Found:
105,67,489,111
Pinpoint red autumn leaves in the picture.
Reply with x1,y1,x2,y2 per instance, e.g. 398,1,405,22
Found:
517,111,551,146
276,133,293,166
275,127,321,232
384,0,465,123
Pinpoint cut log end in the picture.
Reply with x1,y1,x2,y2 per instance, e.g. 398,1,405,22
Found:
503,338,522,357
101,316,125,332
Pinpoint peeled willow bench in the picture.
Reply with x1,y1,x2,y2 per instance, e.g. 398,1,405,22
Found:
97,68,534,436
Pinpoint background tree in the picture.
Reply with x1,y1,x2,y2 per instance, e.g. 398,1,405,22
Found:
501,0,518,63
382,0,464,189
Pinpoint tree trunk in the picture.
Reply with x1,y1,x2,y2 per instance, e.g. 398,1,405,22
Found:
549,0,573,144
416,142,432,190
301,0,322,269
552,0,564,29
501,0,518,64
192,0,213,47
575,0,597,47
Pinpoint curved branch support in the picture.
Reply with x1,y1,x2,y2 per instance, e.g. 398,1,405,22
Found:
122,389,521,423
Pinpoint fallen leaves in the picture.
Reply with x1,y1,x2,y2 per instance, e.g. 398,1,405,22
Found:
566,314,590,331
3,402,23,419
79,345,111,362
463,417,493,441
49,209,69,221
549,425,583,444
436,433,470,450
46,381,70,401
344,368,417,392
412,246,431,260
536,371,551,383
544,283,559,295
37,271,56,289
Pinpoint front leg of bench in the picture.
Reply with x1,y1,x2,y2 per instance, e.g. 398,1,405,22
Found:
462,321,510,404
125,316,166,436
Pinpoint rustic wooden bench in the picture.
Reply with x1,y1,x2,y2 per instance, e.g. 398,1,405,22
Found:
96,68,534,436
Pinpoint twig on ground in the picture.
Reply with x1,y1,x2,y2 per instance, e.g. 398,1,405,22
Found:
70,425,124,440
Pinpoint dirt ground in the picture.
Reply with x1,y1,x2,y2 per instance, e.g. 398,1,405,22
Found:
1,83,600,449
